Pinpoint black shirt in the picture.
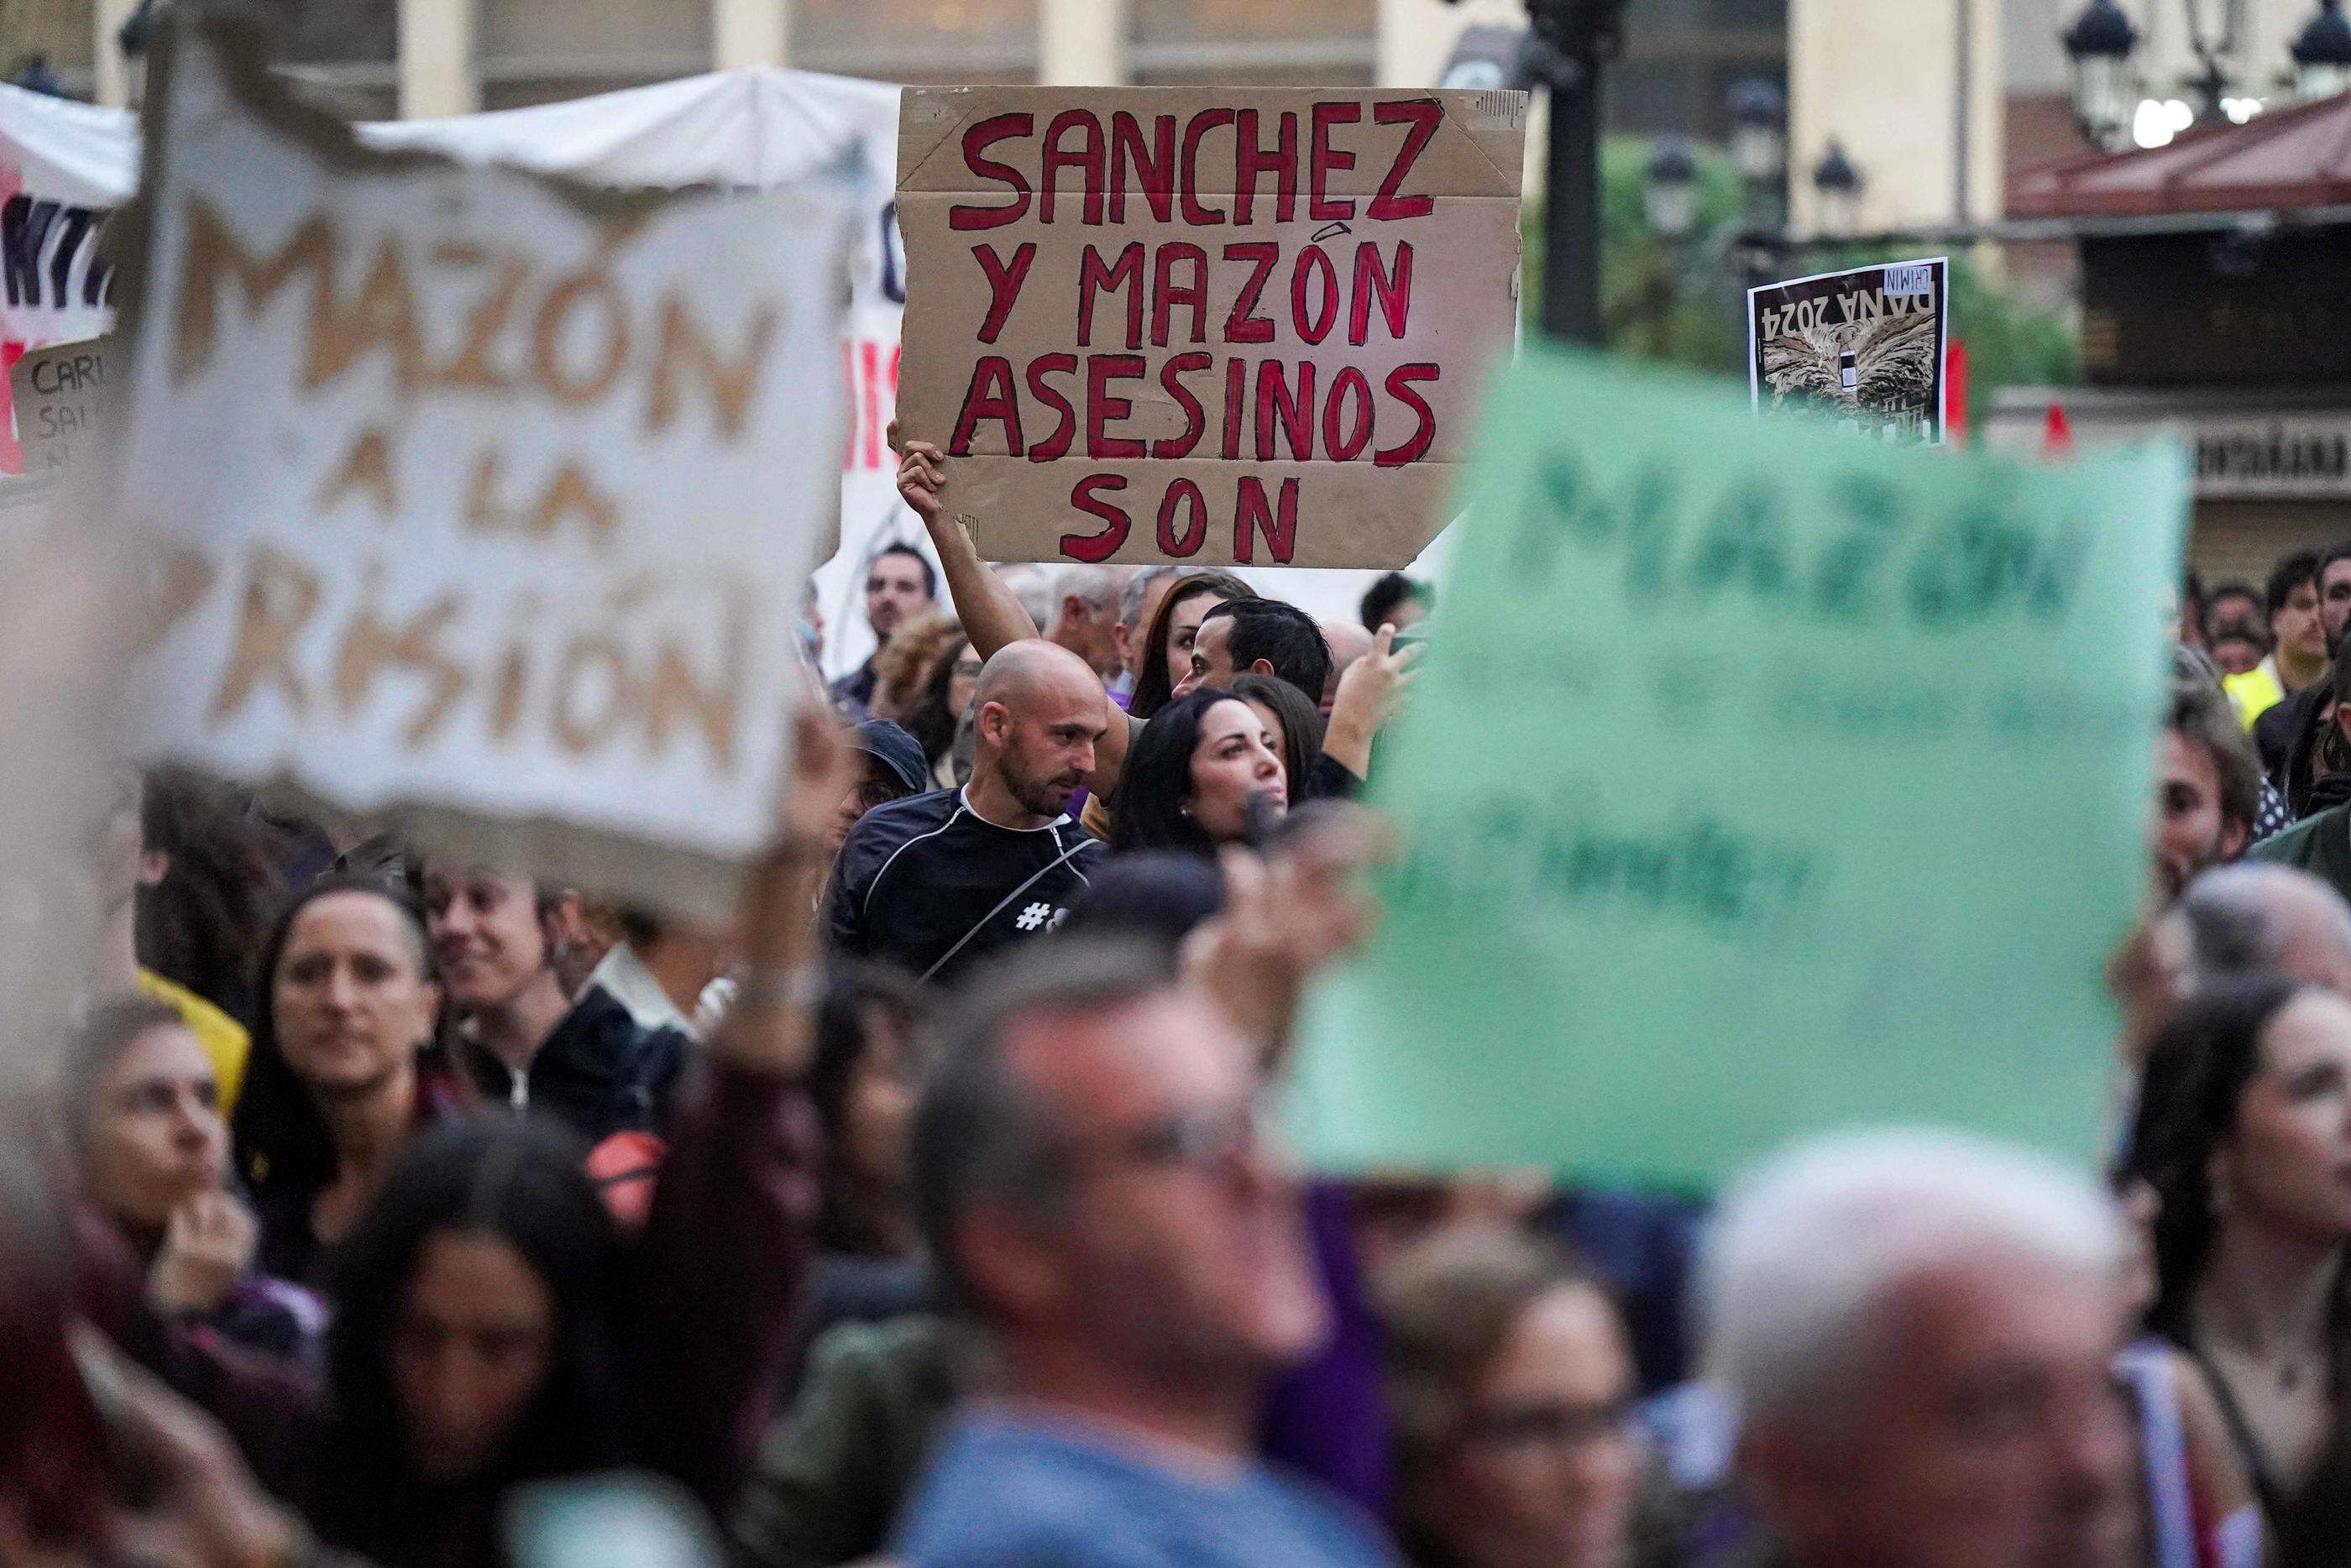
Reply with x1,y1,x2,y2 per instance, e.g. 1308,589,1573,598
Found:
825,788,1102,985
458,986,690,1144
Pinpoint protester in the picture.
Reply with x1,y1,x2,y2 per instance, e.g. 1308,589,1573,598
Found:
1113,565,1186,700
826,640,1107,984
0,1142,316,1568
2130,975,2351,1545
89,772,254,1117
136,765,286,1032
1045,565,1125,682
65,998,321,1362
232,875,456,1283
2160,863,2351,1000
2226,551,2323,736
1107,689,1289,856
1701,1130,2134,1568
2268,637,2351,823
1174,597,1335,708
422,863,689,1141
293,701,856,1562
2249,681,2351,898
2151,678,2260,902
1321,621,1378,718
2207,583,2269,679
831,719,933,853
2319,542,2351,653
888,938,1391,1568
1376,1224,1650,1568
1361,572,1431,635
803,963,933,1346
900,635,981,787
1233,672,1327,808
1061,849,1230,948
732,1309,962,1568
1129,568,1254,720
831,543,940,713
866,610,966,726
552,897,728,1043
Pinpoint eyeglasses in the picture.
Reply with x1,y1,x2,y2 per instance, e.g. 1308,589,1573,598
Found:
1058,1099,1265,1179
1457,1399,1635,1452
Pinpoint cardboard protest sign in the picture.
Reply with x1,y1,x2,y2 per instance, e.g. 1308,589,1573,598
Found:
895,86,1526,569
1749,257,1948,443
11,335,111,476
114,19,855,918
1287,347,2185,1188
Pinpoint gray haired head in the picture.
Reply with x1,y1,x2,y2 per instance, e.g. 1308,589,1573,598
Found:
1698,1128,2121,1433
2172,861,2351,991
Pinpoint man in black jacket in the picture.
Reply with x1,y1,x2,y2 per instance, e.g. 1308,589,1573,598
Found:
826,641,1109,985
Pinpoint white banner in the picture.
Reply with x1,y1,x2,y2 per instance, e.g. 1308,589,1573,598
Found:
118,19,855,917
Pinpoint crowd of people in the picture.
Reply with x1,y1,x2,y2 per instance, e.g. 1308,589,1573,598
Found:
11,419,2351,1568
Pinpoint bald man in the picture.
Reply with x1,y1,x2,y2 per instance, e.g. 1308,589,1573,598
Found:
825,641,1112,985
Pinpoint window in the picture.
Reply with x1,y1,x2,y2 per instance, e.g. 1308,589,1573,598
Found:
792,0,1039,84
1131,0,1375,86
479,0,712,110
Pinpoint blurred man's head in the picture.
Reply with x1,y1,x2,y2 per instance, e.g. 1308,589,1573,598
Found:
2204,582,2266,676
2268,551,2325,674
2148,680,2259,902
2165,862,2351,999
864,544,937,642
1361,572,1429,634
1176,598,1332,706
1705,1131,2131,1568
2319,542,2351,652
969,641,1108,824
1047,565,1123,681
913,940,1325,1401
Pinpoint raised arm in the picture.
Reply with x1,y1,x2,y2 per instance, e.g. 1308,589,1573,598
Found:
630,703,856,1508
893,427,1135,804
1322,624,1424,782
892,430,1038,660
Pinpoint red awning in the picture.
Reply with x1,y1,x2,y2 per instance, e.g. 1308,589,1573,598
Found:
2010,90,2351,217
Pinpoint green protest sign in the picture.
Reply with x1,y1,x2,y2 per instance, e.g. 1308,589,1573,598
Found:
1286,346,2187,1188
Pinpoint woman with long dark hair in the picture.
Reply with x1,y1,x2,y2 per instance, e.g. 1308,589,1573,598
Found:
232,875,454,1283
1231,672,1325,807
1107,688,1288,857
306,1116,629,1567
1125,570,1250,722
2130,973,2351,1542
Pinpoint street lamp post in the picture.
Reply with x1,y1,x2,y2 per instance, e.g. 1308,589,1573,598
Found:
1811,140,1863,239
1522,0,1631,345
2294,0,2351,99
1727,76,1788,227
2061,0,2139,148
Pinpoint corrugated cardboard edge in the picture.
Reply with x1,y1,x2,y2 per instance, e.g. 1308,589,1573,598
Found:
897,86,1532,199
